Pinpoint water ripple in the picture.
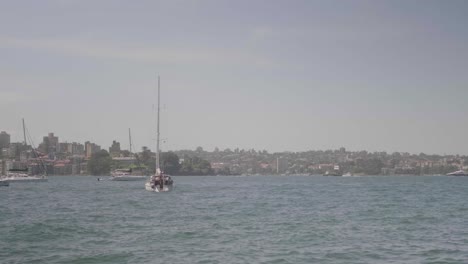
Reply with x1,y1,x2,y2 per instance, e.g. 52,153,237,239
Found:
1,176,468,263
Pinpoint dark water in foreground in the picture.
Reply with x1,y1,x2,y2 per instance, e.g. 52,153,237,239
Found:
1,175,468,264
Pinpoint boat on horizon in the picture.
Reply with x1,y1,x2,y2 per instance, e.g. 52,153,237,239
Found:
145,76,174,192
2,174,47,182
111,168,147,181
323,165,343,176
2,168,47,182
446,170,468,176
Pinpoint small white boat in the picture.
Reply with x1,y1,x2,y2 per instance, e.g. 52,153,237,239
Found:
111,168,132,176
1,174,48,182
111,167,147,181
447,170,468,176
111,174,147,181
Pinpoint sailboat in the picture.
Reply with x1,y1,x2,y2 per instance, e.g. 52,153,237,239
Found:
111,128,147,181
1,119,48,183
145,76,174,192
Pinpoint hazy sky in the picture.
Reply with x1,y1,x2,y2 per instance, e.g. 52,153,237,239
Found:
1,0,467,155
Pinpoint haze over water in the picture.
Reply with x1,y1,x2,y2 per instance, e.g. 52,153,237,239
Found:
2,176,468,263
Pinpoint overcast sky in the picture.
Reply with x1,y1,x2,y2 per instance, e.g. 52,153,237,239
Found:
1,0,467,155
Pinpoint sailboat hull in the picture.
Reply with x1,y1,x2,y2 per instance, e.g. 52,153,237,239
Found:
2,176,48,182
145,181,173,192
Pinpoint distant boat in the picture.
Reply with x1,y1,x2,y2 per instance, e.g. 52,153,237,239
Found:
6,168,28,176
2,173,47,182
323,171,342,176
111,168,147,181
110,129,147,181
342,172,353,177
446,170,468,176
0,119,47,183
3,167,47,182
323,165,342,176
145,76,174,192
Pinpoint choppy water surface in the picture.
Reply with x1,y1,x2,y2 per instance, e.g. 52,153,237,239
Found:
1,175,468,263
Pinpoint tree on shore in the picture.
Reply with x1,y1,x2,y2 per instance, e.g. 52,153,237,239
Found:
87,150,112,175
161,151,181,175
179,156,213,175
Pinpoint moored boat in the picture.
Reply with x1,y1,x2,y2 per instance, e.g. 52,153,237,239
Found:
1,119,48,183
446,170,468,176
2,167,47,183
2,174,47,182
111,169,147,181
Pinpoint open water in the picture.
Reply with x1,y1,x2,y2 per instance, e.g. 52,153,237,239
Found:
1,175,468,264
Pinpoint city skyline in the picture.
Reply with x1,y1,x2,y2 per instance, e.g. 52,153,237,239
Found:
1,1,468,155
1,129,467,158
1,126,466,177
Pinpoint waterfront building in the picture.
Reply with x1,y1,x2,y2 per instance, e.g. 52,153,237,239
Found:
109,140,121,157
0,131,10,149
80,162,88,174
39,133,59,158
1,148,9,158
19,149,31,162
28,157,51,175
85,141,101,158
276,157,288,174
9,142,25,160
53,160,72,175
70,156,85,175
0,160,5,175
5,160,28,171
59,142,73,154
71,142,84,155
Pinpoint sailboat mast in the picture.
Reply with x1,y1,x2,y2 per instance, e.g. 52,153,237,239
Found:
128,128,132,153
22,118,27,146
155,76,161,174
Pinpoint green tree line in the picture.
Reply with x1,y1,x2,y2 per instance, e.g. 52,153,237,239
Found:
88,149,213,176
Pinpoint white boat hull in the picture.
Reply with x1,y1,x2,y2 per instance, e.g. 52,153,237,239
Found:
111,175,147,181
145,181,173,192
447,170,468,176
1,176,48,182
